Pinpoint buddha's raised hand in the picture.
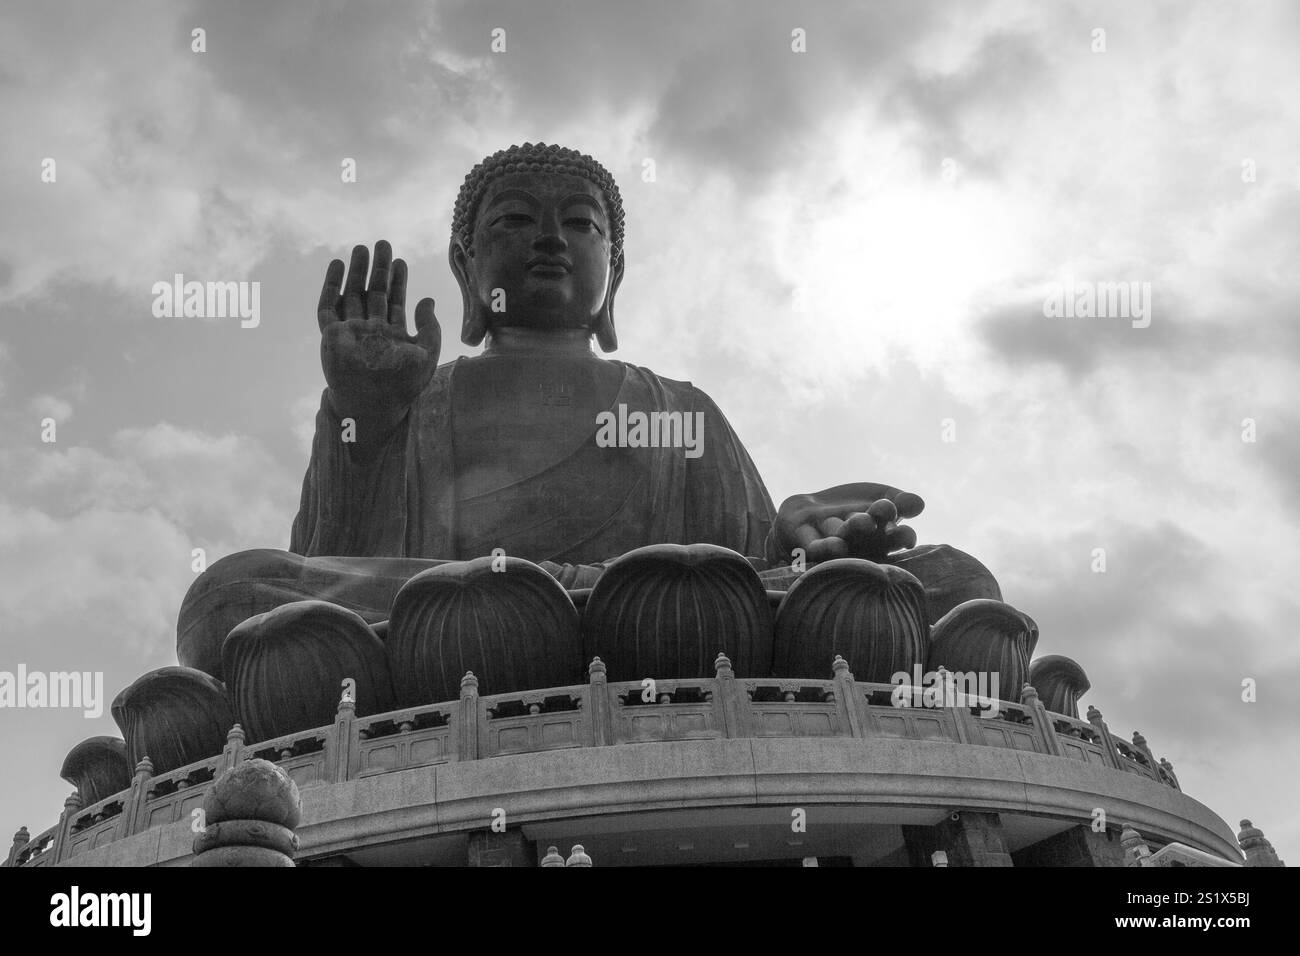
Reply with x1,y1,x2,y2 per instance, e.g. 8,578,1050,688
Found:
318,241,441,417
771,482,925,565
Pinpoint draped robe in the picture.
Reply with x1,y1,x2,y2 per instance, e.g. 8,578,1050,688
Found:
178,355,777,677
290,355,775,562
179,352,999,679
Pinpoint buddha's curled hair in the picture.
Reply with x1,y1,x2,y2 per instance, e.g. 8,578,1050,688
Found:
452,143,625,259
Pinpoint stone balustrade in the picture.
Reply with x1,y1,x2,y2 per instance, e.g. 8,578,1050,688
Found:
7,653,1180,867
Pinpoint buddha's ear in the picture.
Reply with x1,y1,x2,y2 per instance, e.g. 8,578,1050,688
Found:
593,251,624,353
449,238,488,347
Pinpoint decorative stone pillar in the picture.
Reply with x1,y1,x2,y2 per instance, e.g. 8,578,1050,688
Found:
50,792,83,863
1158,757,1181,791
1086,705,1124,771
935,811,1013,867
191,758,301,867
6,826,30,867
831,655,869,738
587,658,612,746
1131,730,1157,772
1019,683,1063,757
458,671,479,760
326,693,356,783
714,652,751,738
220,724,246,772
1237,820,1284,867
565,844,592,867
540,845,565,867
120,757,155,838
1120,824,1152,866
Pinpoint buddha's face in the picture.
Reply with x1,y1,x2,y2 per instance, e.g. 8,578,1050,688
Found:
462,171,615,334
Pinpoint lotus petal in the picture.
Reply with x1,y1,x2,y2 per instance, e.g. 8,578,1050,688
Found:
387,555,581,704
1028,654,1091,718
582,544,774,680
222,600,396,742
59,736,131,805
110,667,234,775
926,599,1039,702
772,558,927,682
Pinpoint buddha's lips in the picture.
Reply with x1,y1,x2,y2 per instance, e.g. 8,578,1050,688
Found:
527,256,572,276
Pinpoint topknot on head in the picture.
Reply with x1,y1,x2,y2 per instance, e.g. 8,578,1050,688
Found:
452,143,625,258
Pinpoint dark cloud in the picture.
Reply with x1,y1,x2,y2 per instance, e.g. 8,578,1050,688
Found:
976,292,1230,378
884,31,1052,182
1254,412,1300,516
998,520,1296,749
643,1,937,187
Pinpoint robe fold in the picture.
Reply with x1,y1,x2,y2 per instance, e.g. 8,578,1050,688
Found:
289,357,776,564
179,356,1000,679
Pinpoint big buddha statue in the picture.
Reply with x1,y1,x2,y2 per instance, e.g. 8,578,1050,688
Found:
155,143,1021,751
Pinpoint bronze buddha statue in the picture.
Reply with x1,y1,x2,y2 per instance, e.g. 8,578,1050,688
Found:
175,143,1002,698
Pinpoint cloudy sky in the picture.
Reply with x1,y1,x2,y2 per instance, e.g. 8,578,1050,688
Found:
2,0,1297,863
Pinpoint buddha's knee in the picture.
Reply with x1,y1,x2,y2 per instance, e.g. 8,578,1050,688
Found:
177,549,311,680
889,543,1002,622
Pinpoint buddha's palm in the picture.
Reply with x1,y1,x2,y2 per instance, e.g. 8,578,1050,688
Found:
772,482,924,564
318,241,441,415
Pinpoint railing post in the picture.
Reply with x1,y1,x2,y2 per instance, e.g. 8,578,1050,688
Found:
1131,730,1157,776
6,826,30,868
1120,824,1153,867
121,757,155,838
1086,705,1124,770
1020,683,1063,757
221,724,246,772
714,653,750,738
587,658,611,746
1159,757,1181,791
328,692,356,783
831,656,867,738
50,792,82,864
459,671,479,761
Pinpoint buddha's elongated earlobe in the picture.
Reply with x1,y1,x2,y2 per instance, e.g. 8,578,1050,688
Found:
449,239,489,346
593,252,625,353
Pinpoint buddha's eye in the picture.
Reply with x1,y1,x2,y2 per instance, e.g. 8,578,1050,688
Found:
491,213,534,227
565,217,600,233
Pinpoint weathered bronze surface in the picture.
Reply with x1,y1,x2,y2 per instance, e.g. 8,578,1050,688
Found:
169,143,1007,738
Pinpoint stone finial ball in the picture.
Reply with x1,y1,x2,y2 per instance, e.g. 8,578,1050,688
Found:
204,758,301,829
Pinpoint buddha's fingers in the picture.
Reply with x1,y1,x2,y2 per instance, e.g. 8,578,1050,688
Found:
388,259,408,327
817,516,845,537
366,241,392,322
341,245,368,321
414,298,441,360
887,525,918,554
317,259,345,332
791,523,819,553
894,491,925,519
343,244,368,296
807,536,850,562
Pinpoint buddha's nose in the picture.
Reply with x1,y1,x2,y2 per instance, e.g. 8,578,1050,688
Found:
533,209,567,253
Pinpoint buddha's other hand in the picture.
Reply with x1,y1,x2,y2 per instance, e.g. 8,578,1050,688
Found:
772,482,925,564
318,240,441,420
